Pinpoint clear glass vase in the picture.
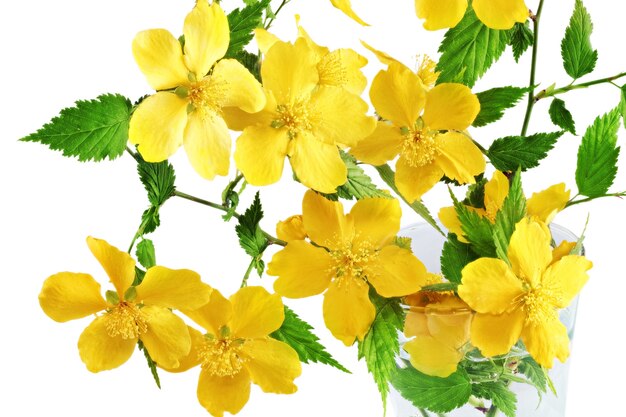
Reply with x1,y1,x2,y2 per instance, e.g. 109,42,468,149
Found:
389,222,581,417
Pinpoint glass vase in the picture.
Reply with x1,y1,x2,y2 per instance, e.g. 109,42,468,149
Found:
389,222,581,417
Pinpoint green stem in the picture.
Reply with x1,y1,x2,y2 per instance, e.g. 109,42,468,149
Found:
241,258,257,288
264,0,291,29
536,71,626,100
485,406,499,417
565,191,626,208
520,0,546,136
418,409,432,417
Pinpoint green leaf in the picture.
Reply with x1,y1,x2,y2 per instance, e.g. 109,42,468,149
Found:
518,356,547,394
232,49,261,82
21,94,131,162
440,235,479,284
392,367,472,413
436,6,510,87
493,171,526,262
271,306,350,373
509,21,533,62
464,177,487,209
336,152,391,200
236,192,268,257
139,206,161,236
420,282,459,292
136,239,156,269
455,202,496,258
620,84,626,128
575,108,621,197
358,291,405,407
472,382,517,417
561,0,598,79
473,87,527,127
137,158,176,207
138,340,161,388
225,0,271,58
487,131,564,172
549,98,577,134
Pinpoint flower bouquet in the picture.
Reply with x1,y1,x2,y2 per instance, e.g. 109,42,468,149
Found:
17,0,626,416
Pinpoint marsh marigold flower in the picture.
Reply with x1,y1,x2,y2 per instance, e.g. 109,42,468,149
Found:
38,237,212,372
129,0,265,179
415,0,529,30
267,190,428,345
164,287,301,417
227,38,375,193
439,171,571,242
458,219,592,368
350,63,485,202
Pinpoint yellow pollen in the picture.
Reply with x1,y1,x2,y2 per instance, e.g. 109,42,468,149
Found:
416,54,440,89
104,302,148,339
318,53,348,87
188,74,229,118
330,240,378,280
198,335,247,377
484,201,500,222
522,287,561,324
401,121,440,168
272,100,316,138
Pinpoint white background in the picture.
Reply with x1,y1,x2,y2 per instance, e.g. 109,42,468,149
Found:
1,0,625,416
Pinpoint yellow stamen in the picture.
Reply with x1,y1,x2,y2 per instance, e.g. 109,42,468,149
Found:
198,333,247,377
522,287,562,324
416,54,439,88
188,74,228,118
318,52,348,87
272,99,317,139
329,239,378,280
104,302,148,339
401,120,440,168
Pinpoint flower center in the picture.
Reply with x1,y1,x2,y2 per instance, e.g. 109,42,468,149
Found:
330,240,378,280
187,74,228,118
416,54,439,89
318,53,348,88
198,334,246,377
104,302,148,339
522,287,561,324
401,121,439,168
272,100,316,139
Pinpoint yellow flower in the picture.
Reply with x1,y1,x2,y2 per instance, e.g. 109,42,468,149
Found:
228,38,375,193
276,215,307,242
164,287,302,417
38,237,212,372
129,0,265,179
415,0,529,31
458,219,592,367
267,190,428,345
350,62,485,202
439,171,571,242
330,0,369,26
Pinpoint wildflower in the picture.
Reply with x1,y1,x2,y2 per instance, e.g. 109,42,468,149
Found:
330,0,369,25
415,0,529,31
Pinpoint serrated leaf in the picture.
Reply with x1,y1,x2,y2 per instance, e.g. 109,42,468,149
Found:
137,158,176,207
21,94,131,162
576,108,621,197
138,340,161,388
271,306,349,373
436,6,510,87
139,206,160,236
225,0,271,58
472,382,517,417
440,235,479,284
392,367,472,413
336,152,391,200
232,49,261,82
136,239,156,269
549,98,577,134
236,192,268,257
473,86,528,127
561,0,598,79
493,171,526,262
620,84,626,128
465,177,487,209
518,356,547,394
455,203,496,258
509,21,533,62
358,292,404,407
488,131,564,172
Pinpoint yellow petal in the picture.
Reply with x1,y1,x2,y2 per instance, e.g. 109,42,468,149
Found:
135,266,212,310
86,236,136,299
527,183,570,224
350,197,401,248
435,132,486,184
507,219,553,287
330,0,370,26
289,133,347,194
438,206,466,243
458,258,524,314
183,1,229,78
473,0,529,30
276,215,307,242
426,301,472,348
159,326,204,373
230,287,284,339
129,92,188,162
183,112,231,180
365,245,426,297
414,0,468,31
318,48,368,95
370,63,426,128
269,241,334,298
213,59,266,113
197,368,251,417
295,18,330,58
542,255,592,309
310,85,375,147
484,171,510,217
132,29,190,90
255,28,280,55
404,308,430,338
423,83,480,131
395,156,443,203
39,272,108,322
404,335,463,378
222,89,277,132
241,338,302,393
184,289,233,336
470,310,525,357
521,314,570,368
78,316,136,372
301,189,353,249
349,122,403,166
323,277,375,345
139,305,191,369
261,38,319,102
551,240,577,264
234,125,289,186
360,40,403,66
